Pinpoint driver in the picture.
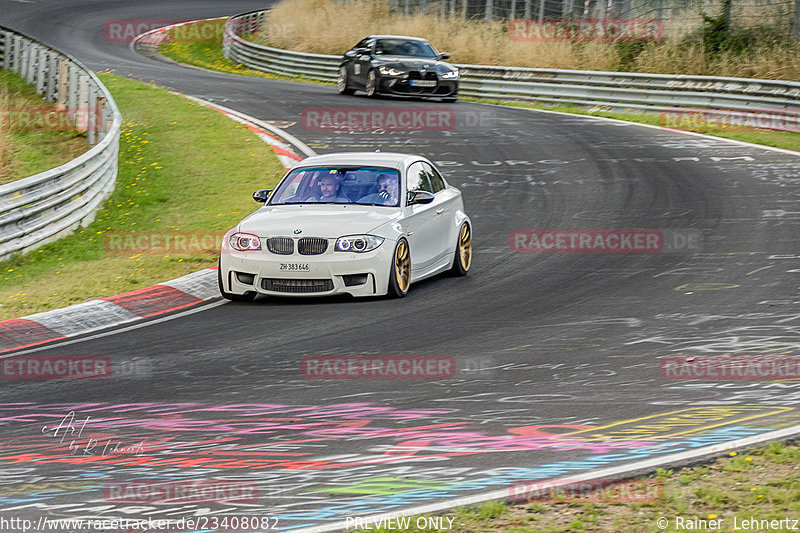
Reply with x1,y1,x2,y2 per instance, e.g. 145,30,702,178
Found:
358,174,398,205
308,174,349,202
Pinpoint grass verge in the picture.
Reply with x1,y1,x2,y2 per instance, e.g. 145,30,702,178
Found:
0,69,89,183
156,18,333,85
0,73,285,320
360,441,800,532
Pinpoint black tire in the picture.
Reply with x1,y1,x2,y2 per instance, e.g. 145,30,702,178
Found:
218,264,257,302
450,222,472,276
365,70,379,98
387,238,410,298
337,66,355,95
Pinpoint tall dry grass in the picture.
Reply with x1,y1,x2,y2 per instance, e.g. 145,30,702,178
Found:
261,0,800,80
0,87,12,180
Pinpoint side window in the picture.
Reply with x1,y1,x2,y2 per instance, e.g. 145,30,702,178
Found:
353,38,371,50
422,162,445,193
406,162,433,194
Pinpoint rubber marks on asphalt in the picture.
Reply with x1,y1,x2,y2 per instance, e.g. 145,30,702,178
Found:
0,269,219,354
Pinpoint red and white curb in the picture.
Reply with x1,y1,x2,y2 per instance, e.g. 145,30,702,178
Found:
0,93,313,355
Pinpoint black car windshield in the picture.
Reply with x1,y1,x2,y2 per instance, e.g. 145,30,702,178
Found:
374,39,439,59
270,167,401,207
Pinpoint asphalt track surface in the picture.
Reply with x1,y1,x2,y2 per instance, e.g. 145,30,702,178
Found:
1,1,800,530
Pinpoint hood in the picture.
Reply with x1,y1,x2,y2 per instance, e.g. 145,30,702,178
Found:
374,56,452,71
238,205,401,238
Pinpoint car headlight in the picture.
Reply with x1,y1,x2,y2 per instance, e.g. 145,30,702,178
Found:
440,68,459,79
378,66,404,76
334,235,384,253
229,232,261,251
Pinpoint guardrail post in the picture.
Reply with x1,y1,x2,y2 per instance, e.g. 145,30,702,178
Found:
1,31,9,69
87,85,98,145
67,62,78,123
44,51,58,102
4,33,17,70
77,73,88,134
35,46,47,95
19,39,29,80
26,42,38,85
56,57,69,109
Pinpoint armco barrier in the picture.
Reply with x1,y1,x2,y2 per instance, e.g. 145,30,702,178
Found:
222,10,800,128
0,27,121,261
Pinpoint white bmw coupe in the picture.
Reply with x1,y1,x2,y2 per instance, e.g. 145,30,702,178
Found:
218,152,472,300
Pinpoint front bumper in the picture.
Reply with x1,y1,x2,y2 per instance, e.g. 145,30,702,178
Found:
220,242,394,298
379,77,459,97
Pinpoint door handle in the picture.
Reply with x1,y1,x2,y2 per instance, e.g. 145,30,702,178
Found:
436,208,445,215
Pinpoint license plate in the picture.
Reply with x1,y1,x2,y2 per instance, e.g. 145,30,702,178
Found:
279,263,310,271
410,80,436,87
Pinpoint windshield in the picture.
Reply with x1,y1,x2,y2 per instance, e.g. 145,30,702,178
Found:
374,39,439,59
270,166,401,207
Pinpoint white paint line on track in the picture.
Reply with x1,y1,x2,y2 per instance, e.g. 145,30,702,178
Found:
294,422,800,533
0,300,227,357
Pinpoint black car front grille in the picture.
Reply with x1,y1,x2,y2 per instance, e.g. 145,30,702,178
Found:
298,237,328,255
407,71,438,80
267,237,294,255
262,278,334,293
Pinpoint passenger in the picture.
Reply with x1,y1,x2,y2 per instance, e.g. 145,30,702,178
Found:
358,174,398,205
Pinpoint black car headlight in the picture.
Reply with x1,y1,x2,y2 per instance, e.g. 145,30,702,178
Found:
334,235,384,253
440,68,459,79
378,66,405,76
229,232,262,251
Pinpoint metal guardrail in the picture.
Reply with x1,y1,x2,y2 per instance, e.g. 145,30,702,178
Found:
0,27,121,261
223,9,800,127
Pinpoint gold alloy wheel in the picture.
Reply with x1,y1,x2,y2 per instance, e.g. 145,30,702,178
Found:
458,223,472,271
394,240,410,292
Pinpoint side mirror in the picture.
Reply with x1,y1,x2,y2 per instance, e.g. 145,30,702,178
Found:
253,189,271,203
439,52,451,60
407,190,435,205
355,47,371,56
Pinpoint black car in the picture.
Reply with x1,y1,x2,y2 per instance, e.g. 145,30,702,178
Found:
338,35,459,102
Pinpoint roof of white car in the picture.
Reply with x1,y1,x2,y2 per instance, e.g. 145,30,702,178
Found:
294,152,426,170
